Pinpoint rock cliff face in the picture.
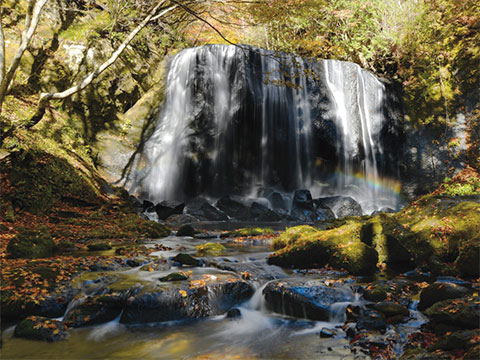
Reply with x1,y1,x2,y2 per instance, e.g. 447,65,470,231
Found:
134,45,405,213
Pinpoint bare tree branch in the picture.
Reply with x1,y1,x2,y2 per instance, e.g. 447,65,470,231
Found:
38,1,176,104
0,0,48,110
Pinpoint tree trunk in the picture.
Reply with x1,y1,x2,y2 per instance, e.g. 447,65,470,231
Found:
0,0,48,111
0,9,6,114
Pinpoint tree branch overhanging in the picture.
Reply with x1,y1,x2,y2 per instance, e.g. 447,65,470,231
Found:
38,1,176,105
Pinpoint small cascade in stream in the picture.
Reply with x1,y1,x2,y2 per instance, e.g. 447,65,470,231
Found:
138,45,403,213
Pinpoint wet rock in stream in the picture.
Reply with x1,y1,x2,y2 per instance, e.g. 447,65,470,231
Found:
63,294,123,327
120,279,254,323
14,316,69,342
263,279,353,321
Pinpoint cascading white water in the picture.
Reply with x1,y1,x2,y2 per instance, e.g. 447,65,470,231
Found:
322,60,394,213
139,45,400,212
141,48,197,201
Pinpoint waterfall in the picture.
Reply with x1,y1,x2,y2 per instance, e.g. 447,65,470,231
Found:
138,45,400,213
322,60,389,213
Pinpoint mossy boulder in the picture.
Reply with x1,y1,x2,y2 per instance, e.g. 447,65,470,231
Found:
6,149,101,214
115,213,170,238
87,242,112,251
329,242,378,275
63,295,123,327
6,227,57,259
268,221,378,275
271,225,319,250
363,283,388,302
361,217,415,271
391,196,480,268
455,242,480,277
373,301,409,319
14,316,68,342
430,330,479,351
418,282,473,311
228,227,275,238
196,242,226,255
172,253,201,266
425,296,480,329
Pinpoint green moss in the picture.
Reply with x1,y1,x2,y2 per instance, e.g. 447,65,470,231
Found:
196,242,226,255
391,196,480,266
6,227,58,259
114,213,170,238
271,225,320,250
268,220,378,274
228,227,275,237
330,242,378,275
5,149,100,214
455,242,480,277
87,242,112,251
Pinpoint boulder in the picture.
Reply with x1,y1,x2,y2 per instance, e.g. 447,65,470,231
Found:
87,243,112,251
63,295,123,327
356,309,388,331
185,198,228,221
155,201,185,220
314,206,335,221
418,282,472,311
373,302,409,323
269,192,289,214
455,242,480,277
176,224,195,237
142,200,155,212
166,214,199,226
14,316,68,342
196,242,226,255
430,330,479,351
290,189,316,222
216,196,249,220
248,202,282,221
171,253,201,267
263,279,353,321
425,296,480,329
6,227,57,259
159,272,189,282
120,279,254,323
314,196,363,218
269,234,378,275
226,308,242,319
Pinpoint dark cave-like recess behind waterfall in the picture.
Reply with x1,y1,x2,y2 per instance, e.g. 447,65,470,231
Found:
136,45,404,214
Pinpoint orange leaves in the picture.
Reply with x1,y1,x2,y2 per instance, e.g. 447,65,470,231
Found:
189,280,207,289
241,271,252,280
179,290,187,297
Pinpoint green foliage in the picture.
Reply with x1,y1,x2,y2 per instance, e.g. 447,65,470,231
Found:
248,0,480,128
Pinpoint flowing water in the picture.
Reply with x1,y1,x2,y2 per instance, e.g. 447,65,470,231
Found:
135,45,401,214
1,234,424,359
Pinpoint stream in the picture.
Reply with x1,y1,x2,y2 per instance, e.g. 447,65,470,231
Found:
1,233,427,359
